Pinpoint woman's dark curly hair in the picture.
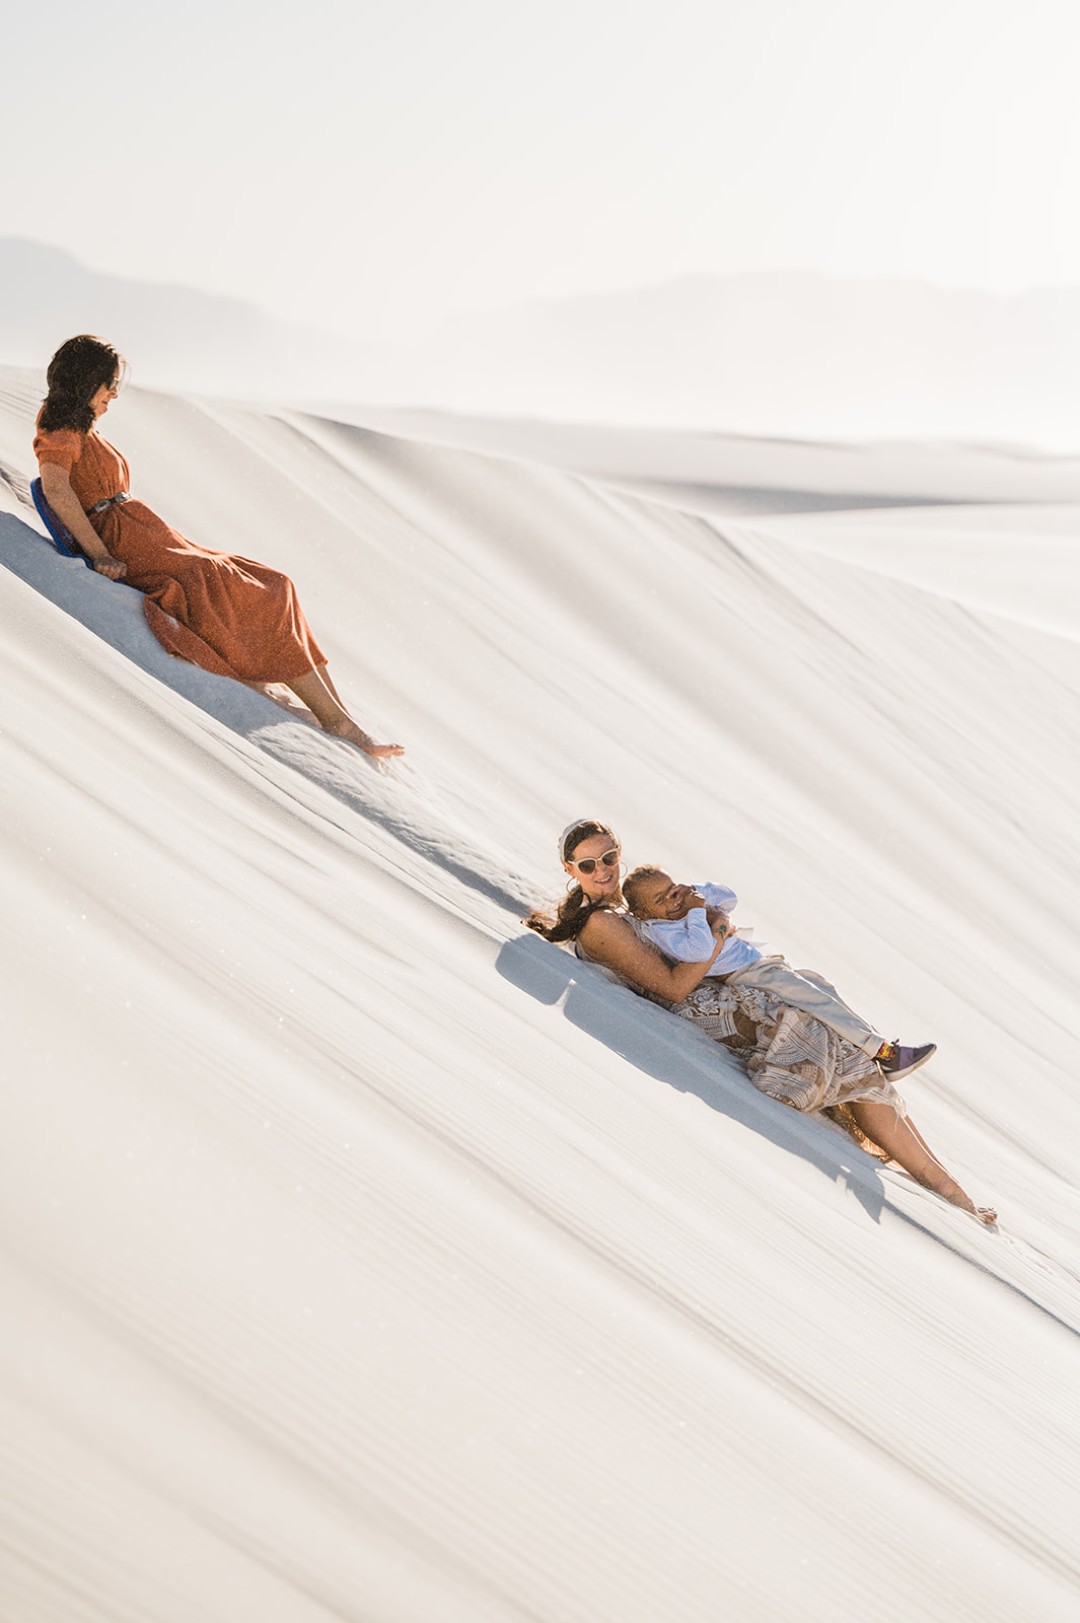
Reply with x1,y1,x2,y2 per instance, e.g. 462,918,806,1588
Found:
38,335,126,434
525,819,623,943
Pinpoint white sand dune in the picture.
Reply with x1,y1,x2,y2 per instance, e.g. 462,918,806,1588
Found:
1,368,1078,1621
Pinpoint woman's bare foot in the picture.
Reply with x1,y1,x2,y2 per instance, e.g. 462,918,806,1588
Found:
324,716,405,758
848,1100,996,1225
283,670,404,757
936,1179,998,1225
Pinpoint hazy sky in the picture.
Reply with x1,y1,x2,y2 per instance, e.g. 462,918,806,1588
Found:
5,0,1079,340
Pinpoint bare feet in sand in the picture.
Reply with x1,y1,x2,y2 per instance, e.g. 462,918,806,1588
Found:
324,717,405,759
944,1186,998,1225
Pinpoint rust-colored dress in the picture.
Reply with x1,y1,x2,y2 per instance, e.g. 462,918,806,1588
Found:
33,426,326,683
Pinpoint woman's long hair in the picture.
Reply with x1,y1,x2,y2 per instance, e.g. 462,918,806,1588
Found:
38,335,126,434
525,819,623,943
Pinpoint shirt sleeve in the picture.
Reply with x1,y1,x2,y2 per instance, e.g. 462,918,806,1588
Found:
643,908,717,964
33,428,83,472
700,882,738,912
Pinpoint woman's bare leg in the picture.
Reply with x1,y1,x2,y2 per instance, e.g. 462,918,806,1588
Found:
243,680,317,720
317,664,344,705
285,668,404,758
849,1099,997,1224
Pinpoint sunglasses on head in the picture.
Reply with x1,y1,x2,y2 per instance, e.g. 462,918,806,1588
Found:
571,849,620,875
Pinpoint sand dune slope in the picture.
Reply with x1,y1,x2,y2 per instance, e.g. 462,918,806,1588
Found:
1,375,1078,1621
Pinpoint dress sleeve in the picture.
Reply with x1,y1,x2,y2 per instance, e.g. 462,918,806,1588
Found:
33,428,83,472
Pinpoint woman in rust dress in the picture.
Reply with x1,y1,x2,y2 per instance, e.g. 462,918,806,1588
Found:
34,334,403,759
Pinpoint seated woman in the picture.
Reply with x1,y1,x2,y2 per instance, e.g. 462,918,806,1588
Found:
33,335,403,760
527,819,996,1225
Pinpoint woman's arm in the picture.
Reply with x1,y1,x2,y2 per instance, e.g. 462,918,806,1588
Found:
578,910,727,1002
39,464,126,579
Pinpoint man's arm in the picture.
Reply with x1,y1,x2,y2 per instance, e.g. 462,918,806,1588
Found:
698,882,738,936
699,882,738,912
641,907,718,964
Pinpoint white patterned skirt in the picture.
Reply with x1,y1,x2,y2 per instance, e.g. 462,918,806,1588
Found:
670,977,905,1124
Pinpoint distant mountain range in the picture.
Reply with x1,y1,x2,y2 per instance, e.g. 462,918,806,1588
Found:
0,238,396,404
2,237,1078,446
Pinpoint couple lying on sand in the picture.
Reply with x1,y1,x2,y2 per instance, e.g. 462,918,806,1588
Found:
528,819,997,1225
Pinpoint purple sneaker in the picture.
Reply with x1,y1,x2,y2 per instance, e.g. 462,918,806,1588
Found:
877,1041,937,1080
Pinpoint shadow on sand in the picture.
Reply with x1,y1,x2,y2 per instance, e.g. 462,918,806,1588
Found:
495,930,890,1224
0,510,527,914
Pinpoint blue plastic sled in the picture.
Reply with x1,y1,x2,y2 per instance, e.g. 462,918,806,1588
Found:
30,477,93,569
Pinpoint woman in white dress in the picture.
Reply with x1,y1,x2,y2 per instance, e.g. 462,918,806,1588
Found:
526,819,996,1225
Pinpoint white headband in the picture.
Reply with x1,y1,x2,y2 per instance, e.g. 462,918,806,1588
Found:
557,818,613,860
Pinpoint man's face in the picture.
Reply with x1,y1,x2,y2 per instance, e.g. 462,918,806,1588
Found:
632,871,702,921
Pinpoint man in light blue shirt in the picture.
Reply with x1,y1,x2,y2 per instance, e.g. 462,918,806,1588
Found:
622,867,935,1082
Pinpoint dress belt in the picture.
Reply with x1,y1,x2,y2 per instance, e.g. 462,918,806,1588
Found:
87,492,131,516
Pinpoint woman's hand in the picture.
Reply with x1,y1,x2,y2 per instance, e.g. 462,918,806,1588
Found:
91,556,126,580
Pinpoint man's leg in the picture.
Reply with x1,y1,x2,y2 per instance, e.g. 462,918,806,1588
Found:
728,958,884,1058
